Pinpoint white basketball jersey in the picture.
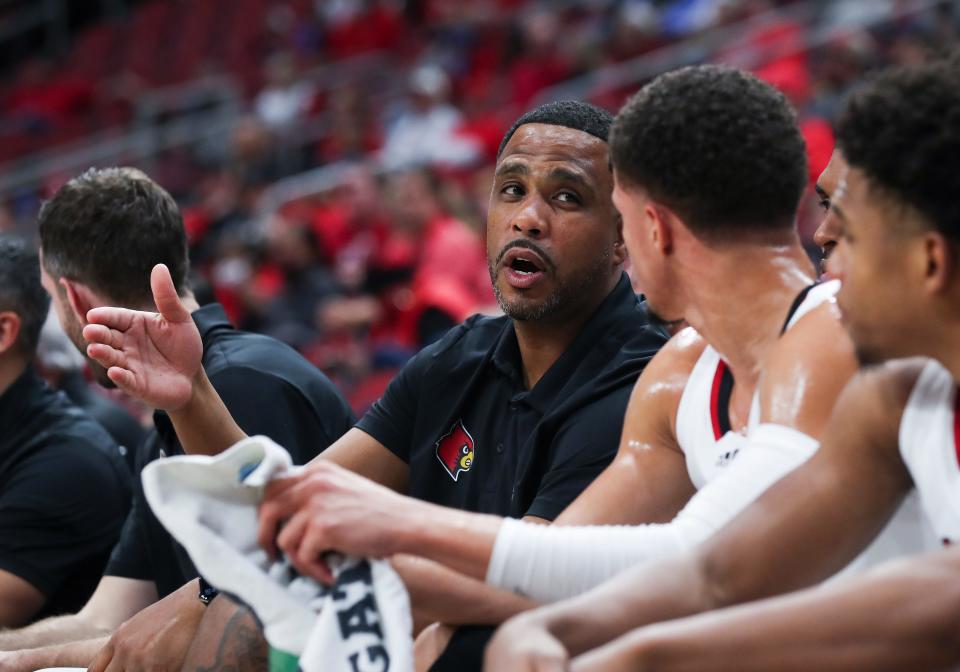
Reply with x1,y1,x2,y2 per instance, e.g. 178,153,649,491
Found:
675,280,839,488
899,359,960,544
676,280,933,572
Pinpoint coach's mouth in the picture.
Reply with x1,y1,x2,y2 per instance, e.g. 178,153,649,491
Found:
501,247,549,290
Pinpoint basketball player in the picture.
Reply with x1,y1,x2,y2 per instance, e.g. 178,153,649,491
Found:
813,149,846,278
481,57,960,671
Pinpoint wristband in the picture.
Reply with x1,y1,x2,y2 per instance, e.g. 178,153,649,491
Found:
198,576,219,605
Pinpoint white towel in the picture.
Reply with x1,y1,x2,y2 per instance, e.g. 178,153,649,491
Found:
141,436,413,672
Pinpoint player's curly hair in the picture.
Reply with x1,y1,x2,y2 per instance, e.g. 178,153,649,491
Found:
610,64,808,239
836,57,960,240
497,100,613,158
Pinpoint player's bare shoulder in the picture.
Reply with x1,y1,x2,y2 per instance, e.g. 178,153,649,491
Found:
853,357,929,420
631,326,707,402
621,327,707,443
758,298,858,437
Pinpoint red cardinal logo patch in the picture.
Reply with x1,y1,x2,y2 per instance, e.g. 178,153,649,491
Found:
435,419,475,482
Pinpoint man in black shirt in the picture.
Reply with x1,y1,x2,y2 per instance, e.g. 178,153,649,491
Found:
82,101,668,666
0,235,129,627
36,312,147,471
0,168,354,672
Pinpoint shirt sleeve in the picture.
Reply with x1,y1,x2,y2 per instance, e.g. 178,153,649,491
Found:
210,367,353,466
104,483,153,581
354,351,430,463
0,442,127,596
523,386,633,521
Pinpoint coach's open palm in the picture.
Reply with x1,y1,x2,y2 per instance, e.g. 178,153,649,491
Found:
83,263,203,411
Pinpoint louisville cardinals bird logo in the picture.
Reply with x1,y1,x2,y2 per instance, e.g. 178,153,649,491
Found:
435,419,475,481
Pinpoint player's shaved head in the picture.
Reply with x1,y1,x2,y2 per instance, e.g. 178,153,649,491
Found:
498,100,613,159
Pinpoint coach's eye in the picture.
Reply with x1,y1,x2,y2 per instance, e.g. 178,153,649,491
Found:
555,191,581,205
501,184,524,198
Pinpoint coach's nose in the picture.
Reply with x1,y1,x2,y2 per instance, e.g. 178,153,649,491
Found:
511,196,550,239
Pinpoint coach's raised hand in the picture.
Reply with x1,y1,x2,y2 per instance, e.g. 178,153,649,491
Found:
84,263,246,456
83,263,201,410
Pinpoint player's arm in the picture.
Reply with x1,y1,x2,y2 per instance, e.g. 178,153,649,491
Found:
485,318,915,666
0,636,109,671
571,545,960,672
0,572,45,628
0,576,155,654
256,333,700,584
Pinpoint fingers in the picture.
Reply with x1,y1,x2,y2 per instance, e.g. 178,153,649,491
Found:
151,264,192,324
293,520,335,585
84,323,128,352
86,641,113,672
275,508,308,559
86,342,126,370
257,475,309,555
86,306,138,331
107,366,137,392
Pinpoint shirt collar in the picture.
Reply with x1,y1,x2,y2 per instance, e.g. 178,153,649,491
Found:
490,272,638,413
191,303,234,348
0,365,44,435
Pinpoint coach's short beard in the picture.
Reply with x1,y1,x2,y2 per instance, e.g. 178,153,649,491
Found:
489,248,612,323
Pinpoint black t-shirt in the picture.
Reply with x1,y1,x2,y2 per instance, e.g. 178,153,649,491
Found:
104,304,355,598
356,272,668,520
59,370,147,474
0,367,130,618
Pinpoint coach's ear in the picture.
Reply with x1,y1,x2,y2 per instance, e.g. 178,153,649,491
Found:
0,311,22,355
613,214,627,266
60,277,98,326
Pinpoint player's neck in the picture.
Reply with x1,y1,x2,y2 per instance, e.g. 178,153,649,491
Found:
683,241,815,391
924,314,960,384
0,356,29,398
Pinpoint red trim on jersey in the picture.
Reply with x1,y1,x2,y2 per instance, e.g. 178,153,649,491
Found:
953,386,960,470
710,361,727,441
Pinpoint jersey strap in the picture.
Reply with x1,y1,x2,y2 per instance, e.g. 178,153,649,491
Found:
779,283,817,336
710,360,735,440
953,386,960,470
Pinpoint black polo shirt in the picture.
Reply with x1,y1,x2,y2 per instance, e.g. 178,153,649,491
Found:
0,367,130,618
356,272,668,520
105,304,355,598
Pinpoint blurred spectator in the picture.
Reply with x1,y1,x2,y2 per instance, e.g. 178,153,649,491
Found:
254,52,315,130
378,64,482,170
506,9,572,107
259,215,340,349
